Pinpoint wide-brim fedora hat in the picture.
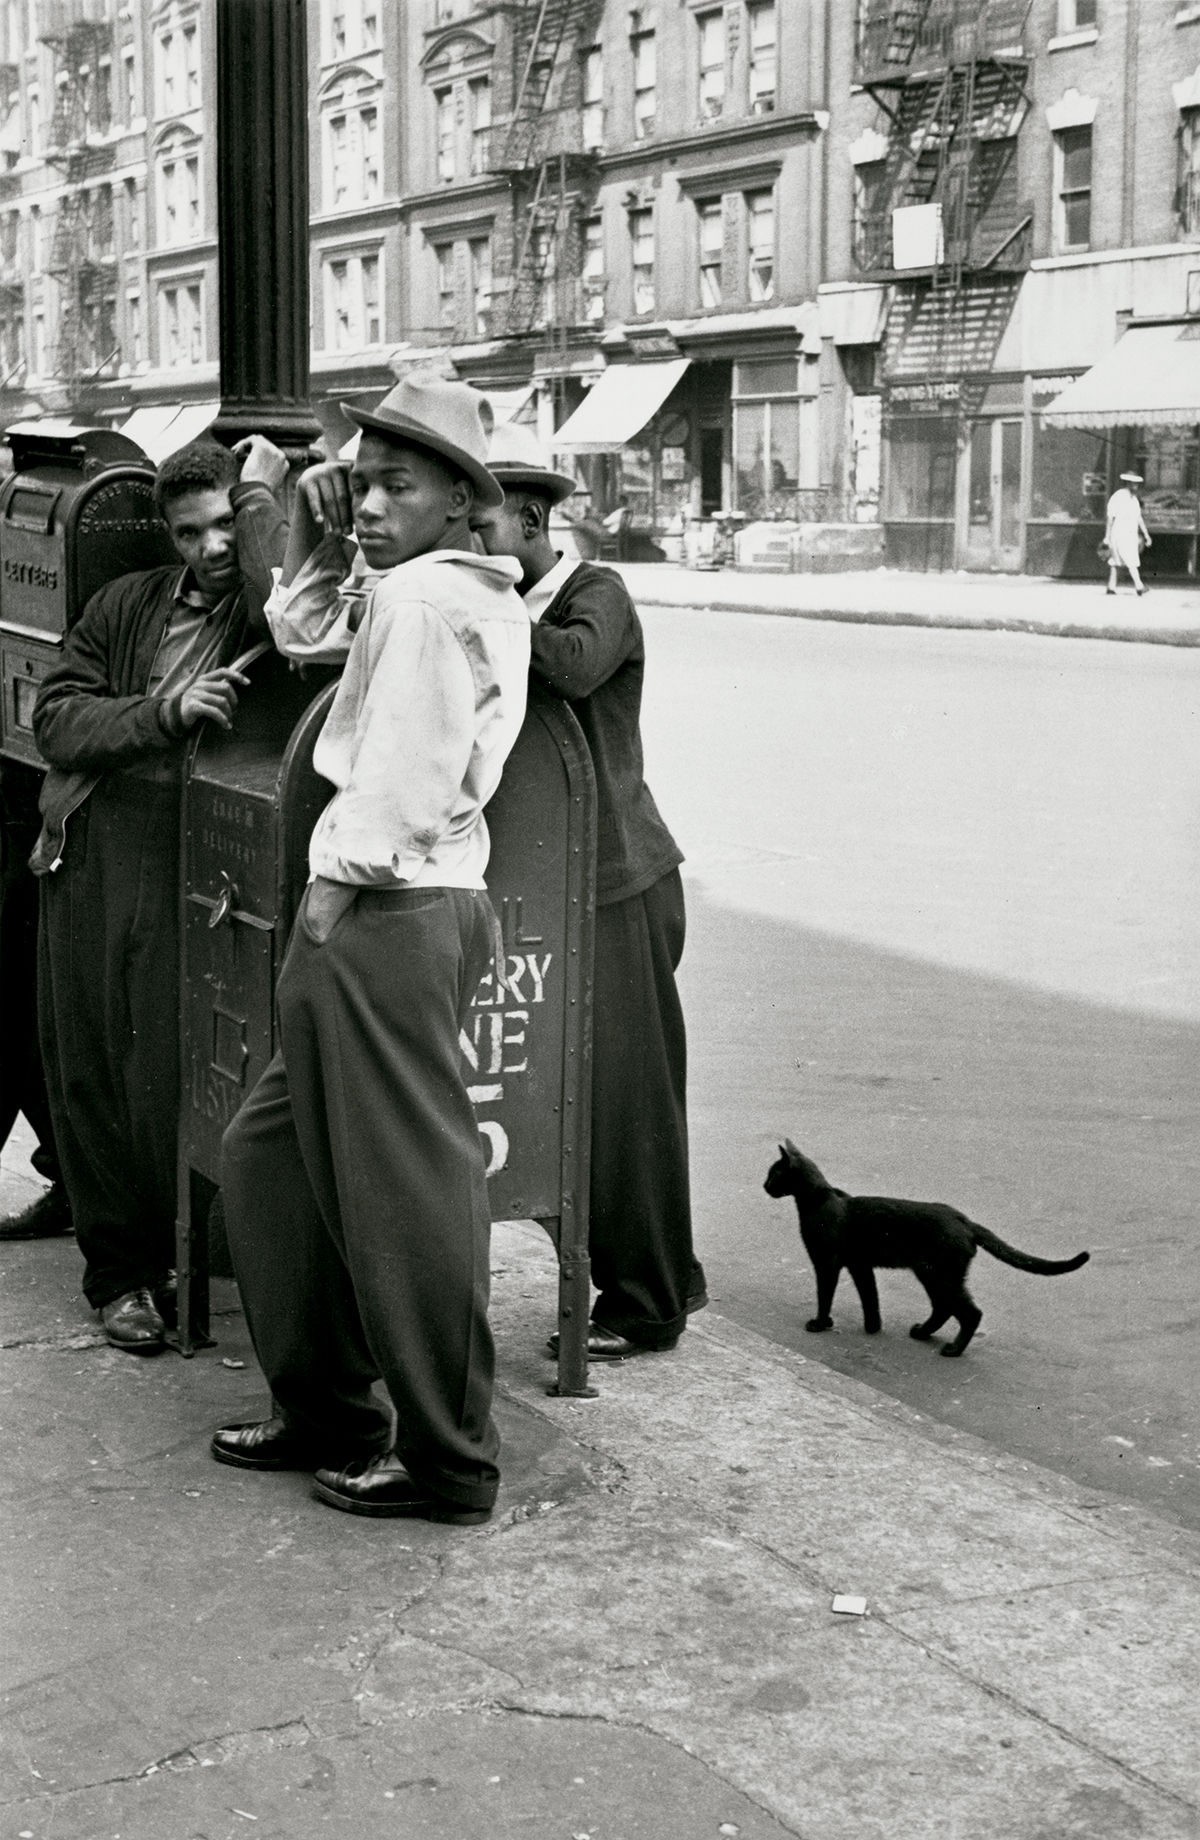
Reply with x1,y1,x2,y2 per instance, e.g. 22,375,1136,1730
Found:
486,421,578,504
343,375,504,509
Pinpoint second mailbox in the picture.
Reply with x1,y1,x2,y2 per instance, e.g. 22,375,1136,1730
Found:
0,420,176,766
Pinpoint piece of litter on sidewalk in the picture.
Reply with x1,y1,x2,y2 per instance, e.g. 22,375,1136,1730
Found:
719,1825,741,1836
831,1594,868,1616
232,1812,258,1821
221,1357,246,1369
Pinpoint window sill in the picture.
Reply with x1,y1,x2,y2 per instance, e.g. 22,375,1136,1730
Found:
1048,27,1099,50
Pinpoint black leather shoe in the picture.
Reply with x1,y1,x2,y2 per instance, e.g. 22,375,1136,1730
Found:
153,1270,178,1329
544,1324,679,1362
0,1183,74,1240
312,1452,492,1523
99,1288,166,1354
210,1417,320,1471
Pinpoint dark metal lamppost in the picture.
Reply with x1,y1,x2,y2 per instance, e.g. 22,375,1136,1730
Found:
212,0,320,459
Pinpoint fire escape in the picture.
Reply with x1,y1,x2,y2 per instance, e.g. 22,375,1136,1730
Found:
854,0,1034,388
489,0,605,355
40,1,117,408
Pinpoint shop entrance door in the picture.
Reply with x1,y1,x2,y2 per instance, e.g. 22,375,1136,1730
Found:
961,418,1023,571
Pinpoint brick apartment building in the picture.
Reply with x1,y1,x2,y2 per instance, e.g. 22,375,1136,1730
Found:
1,0,1198,575
826,0,1200,577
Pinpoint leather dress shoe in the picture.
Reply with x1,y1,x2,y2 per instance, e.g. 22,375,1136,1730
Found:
211,1417,319,1471
312,1451,492,1524
99,1288,166,1354
544,1323,678,1363
0,1183,74,1240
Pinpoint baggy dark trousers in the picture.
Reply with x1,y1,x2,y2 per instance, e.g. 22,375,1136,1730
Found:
588,866,697,1348
221,885,500,1511
37,771,181,1306
0,766,57,1178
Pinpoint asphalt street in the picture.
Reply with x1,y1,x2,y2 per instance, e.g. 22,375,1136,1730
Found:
638,606,1200,1532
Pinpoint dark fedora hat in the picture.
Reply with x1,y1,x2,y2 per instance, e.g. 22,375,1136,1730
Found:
486,422,578,504
343,375,504,509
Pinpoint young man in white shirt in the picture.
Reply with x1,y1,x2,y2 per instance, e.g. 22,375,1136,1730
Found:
213,378,529,1524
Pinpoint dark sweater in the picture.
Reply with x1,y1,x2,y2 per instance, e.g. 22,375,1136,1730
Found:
530,561,681,906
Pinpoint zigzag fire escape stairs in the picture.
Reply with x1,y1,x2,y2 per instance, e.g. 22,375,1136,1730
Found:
490,0,605,371
855,0,1035,394
40,4,117,408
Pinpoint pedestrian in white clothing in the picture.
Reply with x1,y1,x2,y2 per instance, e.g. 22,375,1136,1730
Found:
1104,471,1151,596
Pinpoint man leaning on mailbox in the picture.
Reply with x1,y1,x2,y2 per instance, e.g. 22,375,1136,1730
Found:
28,434,289,1355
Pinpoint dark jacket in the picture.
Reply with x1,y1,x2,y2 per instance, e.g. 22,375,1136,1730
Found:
29,481,285,875
531,561,681,906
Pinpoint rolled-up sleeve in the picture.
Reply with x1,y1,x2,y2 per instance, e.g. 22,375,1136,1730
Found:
264,534,362,664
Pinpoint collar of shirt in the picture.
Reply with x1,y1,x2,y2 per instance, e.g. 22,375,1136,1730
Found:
523,552,582,624
173,565,234,619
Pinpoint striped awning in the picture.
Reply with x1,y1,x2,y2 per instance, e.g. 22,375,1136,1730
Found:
1040,325,1200,430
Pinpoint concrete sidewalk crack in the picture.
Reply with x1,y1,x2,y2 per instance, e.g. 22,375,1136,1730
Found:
883,1623,1200,1817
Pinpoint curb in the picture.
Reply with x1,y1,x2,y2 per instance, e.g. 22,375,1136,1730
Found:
632,594,1200,647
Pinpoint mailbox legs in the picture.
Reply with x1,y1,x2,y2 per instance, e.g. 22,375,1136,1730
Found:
175,1168,214,1356
550,1231,597,1398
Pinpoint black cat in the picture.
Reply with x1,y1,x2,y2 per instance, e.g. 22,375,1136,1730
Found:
763,1140,1089,1356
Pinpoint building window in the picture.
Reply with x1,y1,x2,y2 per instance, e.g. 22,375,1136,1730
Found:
94,58,113,134
323,249,381,349
29,202,40,270
698,198,723,308
469,76,490,175
126,290,142,366
0,209,16,266
435,242,456,328
748,3,777,114
1181,110,1200,236
746,188,775,301
629,206,654,315
158,22,199,117
1057,0,1097,27
853,158,887,268
327,0,380,57
469,234,492,336
734,398,799,518
161,280,203,366
582,213,605,322
122,46,137,123
697,9,725,121
0,303,25,375
581,45,603,151
435,87,455,182
1054,124,1092,250
124,176,140,249
632,29,655,140
159,150,200,245
25,86,37,158
91,184,114,261
32,307,45,375
532,223,555,329
324,94,381,208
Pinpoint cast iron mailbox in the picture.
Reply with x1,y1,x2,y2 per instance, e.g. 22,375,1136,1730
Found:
176,675,596,1398
175,649,338,1351
0,422,175,766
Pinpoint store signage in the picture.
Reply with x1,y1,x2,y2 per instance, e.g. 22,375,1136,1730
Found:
887,379,960,411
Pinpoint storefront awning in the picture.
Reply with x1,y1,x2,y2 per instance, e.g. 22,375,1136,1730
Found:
1041,325,1200,429
549,358,690,454
818,285,890,347
120,400,220,463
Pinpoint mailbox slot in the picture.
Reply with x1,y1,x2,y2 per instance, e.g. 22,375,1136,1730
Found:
0,639,53,769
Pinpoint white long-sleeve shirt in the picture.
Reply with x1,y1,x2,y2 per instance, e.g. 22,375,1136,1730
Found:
265,537,529,888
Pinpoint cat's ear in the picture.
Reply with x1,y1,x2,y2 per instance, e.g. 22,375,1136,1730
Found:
783,1137,801,1160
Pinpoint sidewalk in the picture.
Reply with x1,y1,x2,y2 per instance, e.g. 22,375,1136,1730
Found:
3,1131,1199,1839
615,561,1200,647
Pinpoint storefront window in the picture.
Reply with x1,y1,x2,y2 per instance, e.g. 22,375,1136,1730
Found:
884,418,955,520
733,399,799,518
1133,427,1200,533
1030,417,1108,522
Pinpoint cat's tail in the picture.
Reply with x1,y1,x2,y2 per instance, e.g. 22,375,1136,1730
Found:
973,1226,1089,1275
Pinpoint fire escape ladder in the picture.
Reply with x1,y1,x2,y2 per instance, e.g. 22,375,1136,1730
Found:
497,0,604,341
39,7,116,399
